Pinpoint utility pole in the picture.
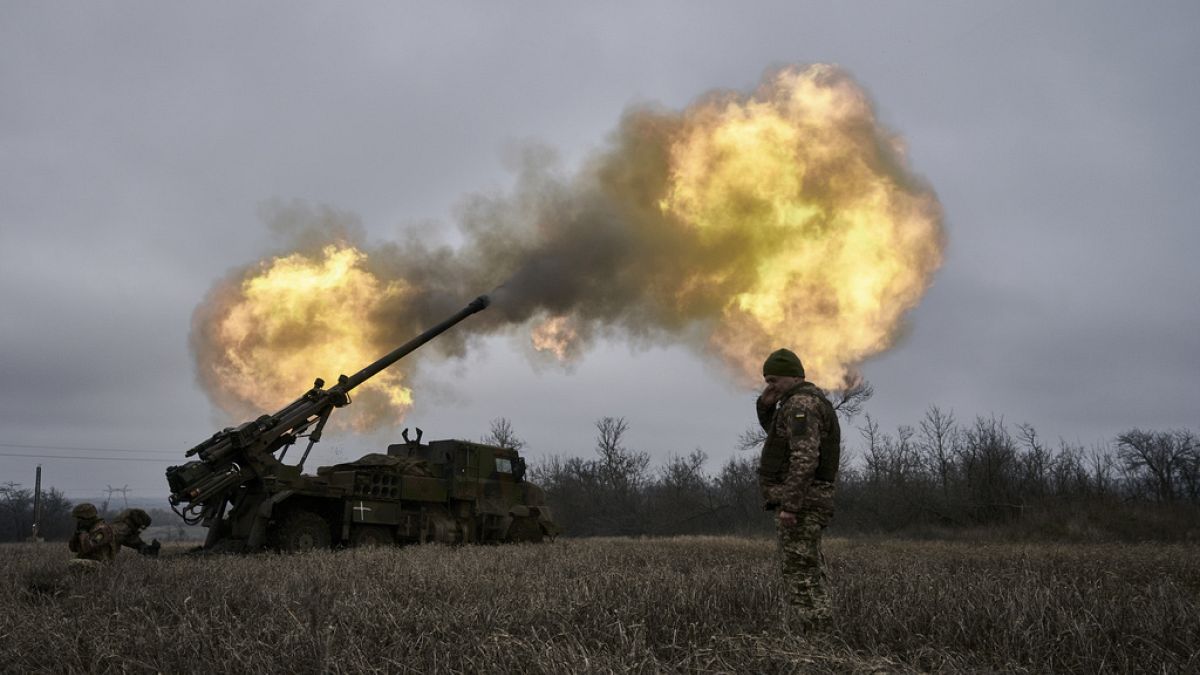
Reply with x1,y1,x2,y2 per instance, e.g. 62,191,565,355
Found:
29,466,44,543
103,485,131,514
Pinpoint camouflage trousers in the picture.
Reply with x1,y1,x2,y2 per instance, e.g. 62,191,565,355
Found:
776,510,831,629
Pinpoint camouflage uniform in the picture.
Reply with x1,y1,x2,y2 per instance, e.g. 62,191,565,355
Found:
68,503,118,562
110,508,158,555
757,381,841,629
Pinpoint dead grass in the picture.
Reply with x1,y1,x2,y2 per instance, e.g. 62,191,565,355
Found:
1,537,1196,673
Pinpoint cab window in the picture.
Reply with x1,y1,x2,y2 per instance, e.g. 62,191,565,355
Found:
495,458,513,474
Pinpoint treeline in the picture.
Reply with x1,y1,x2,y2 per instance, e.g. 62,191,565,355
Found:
6,407,1195,544
839,410,1199,539
509,408,1200,542
0,484,190,543
0,482,73,542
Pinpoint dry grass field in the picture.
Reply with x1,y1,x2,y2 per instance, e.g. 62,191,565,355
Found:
3,536,1197,674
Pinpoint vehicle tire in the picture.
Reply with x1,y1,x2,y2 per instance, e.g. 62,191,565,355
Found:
269,510,331,552
350,525,393,548
507,516,544,543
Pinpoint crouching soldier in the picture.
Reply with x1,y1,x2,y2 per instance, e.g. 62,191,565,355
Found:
111,508,161,556
68,503,117,562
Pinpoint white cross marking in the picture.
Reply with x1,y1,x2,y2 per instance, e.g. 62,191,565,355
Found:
353,501,372,518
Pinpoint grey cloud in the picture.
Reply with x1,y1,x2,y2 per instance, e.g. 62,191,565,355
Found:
2,1,1197,499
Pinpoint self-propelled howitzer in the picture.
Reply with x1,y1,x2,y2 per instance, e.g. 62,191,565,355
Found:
166,294,504,552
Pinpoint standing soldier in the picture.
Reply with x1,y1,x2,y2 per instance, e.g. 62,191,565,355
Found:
110,508,161,556
68,503,118,562
756,349,841,631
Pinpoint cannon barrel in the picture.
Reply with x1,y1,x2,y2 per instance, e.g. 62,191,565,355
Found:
338,294,490,393
168,293,491,515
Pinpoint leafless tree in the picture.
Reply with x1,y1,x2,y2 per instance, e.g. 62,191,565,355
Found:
1017,423,1050,499
646,449,727,532
736,426,767,452
594,416,649,492
958,416,1021,520
1174,429,1199,503
829,379,874,421
858,415,882,464
1117,429,1198,503
1089,444,1117,496
0,482,74,542
918,405,957,499
483,417,525,451
657,449,709,494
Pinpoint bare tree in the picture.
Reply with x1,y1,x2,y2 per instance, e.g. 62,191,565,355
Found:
736,426,767,452
918,405,957,499
483,417,525,451
1089,444,1117,496
829,379,874,421
594,416,649,492
0,482,74,542
959,416,1021,520
657,449,709,494
1174,429,1200,503
858,415,882,469
1017,423,1050,499
714,453,767,534
1117,429,1197,503
647,449,724,533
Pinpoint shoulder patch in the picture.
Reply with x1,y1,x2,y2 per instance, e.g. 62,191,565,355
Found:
789,412,808,436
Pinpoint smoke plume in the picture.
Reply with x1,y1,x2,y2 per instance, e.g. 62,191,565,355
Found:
191,65,945,428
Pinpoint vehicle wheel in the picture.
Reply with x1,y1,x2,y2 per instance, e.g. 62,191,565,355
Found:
270,510,331,552
351,525,393,548
507,516,544,543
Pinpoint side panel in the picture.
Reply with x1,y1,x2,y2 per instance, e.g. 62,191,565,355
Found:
347,499,402,525
401,475,448,502
451,445,479,500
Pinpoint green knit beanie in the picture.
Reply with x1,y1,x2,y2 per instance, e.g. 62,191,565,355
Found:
762,348,805,378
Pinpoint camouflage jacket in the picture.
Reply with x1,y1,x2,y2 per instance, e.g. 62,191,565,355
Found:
110,520,149,552
68,520,118,561
757,382,841,519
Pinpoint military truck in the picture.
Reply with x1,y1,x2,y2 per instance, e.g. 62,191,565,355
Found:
270,431,557,550
166,294,559,552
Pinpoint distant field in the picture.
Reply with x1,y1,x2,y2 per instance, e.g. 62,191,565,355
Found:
2,537,1197,673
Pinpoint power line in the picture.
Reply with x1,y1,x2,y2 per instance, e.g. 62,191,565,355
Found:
0,442,179,456
0,451,176,461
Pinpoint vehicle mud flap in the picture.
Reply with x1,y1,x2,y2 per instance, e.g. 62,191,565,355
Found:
204,523,228,550
247,490,295,550
202,499,229,549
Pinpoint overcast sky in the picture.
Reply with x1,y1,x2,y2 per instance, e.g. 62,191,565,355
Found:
2,2,1197,502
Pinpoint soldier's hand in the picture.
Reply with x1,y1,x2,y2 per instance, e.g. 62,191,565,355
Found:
760,375,793,406
778,510,798,527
